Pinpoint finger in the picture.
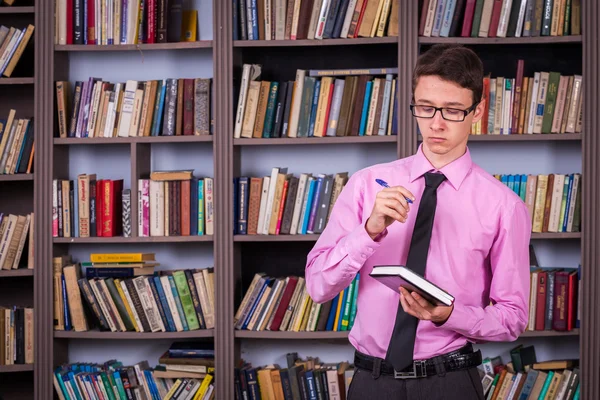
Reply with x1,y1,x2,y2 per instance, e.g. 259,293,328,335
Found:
400,294,419,318
378,190,410,212
395,186,416,203
404,291,430,318
377,203,405,223
381,199,408,220
410,292,433,309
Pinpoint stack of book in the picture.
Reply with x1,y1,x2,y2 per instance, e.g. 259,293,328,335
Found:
468,60,582,136
157,342,215,399
235,169,349,235
234,65,398,139
234,0,399,40
492,173,581,233
0,212,34,270
139,170,215,237
419,0,581,38
0,306,34,366
0,109,35,175
53,253,215,333
0,24,34,77
55,77,212,139
236,352,353,400
235,273,359,332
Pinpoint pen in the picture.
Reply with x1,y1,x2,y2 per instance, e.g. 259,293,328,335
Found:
376,179,414,204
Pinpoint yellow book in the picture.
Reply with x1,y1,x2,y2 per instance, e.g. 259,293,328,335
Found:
333,288,345,331
164,379,183,400
89,253,155,263
193,374,214,400
114,279,139,332
181,10,198,41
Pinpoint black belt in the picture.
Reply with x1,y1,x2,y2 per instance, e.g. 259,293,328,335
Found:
354,343,482,379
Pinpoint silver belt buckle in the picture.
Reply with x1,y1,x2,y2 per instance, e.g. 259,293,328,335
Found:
393,360,427,379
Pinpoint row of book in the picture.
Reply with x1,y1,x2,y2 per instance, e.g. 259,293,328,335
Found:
0,110,35,175
420,0,582,38
494,173,581,233
234,0,399,41
0,24,34,77
469,63,582,136
237,353,352,400
234,65,398,139
56,77,213,139
54,0,199,45
234,168,349,236
54,342,216,400
479,345,579,400
138,170,215,237
0,212,34,270
54,253,216,332
0,306,33,366
235,273,359,332
526,266,580,332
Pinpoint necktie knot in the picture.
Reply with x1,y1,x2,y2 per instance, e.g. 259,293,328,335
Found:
425,172,446,189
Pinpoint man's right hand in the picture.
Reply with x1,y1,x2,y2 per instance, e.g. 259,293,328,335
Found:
365,186,415,240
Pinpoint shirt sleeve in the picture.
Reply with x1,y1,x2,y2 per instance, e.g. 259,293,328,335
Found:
436,200,532,342
305,172,387,304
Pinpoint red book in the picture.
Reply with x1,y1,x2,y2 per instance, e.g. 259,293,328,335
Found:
567,270,578,330
535,270,547,331
66,0,73,44
96,179,104,237
418,0,431,36
102,179,123,237
487,0,504,38
552,270,569,331
461,0,477,37
269,276,299,331
512,60,525,134
86,0,96,44
147,0,156,43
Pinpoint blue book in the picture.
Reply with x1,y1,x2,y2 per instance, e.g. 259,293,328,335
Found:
359,81,373,136
308,80,321,137
301,179,317,234
153,276,176,332
325,293,340,331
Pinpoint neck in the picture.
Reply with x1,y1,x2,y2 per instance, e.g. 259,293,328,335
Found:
422,143,467,170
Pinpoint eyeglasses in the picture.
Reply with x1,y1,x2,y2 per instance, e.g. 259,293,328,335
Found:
409,102,479,122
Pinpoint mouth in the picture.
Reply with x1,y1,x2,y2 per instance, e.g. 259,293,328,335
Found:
428,137,446,143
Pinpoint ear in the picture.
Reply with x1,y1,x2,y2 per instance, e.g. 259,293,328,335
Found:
471,99,486,124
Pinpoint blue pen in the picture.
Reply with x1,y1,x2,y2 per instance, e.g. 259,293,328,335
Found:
376,179,414,204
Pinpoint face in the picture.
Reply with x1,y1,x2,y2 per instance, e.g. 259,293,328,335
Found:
413,75,485,160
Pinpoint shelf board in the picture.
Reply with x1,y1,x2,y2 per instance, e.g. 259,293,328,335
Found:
419,36,582,45
0,269,33,278
520,329,579,337
235,233,578,242
0,364,34,373
234,37,397,47
235,136,396,145
54,136,213,145
0,6,35,13
55,41,213,51
55,329,214,339
418,134,582,142
235,331,350,340
234,234,320,242
0,174,33,182
54,235,214,244
0,77,34,85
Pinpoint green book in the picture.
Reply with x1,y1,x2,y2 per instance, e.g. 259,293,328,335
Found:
542,72,561,133
340,277,355,331
173,270,200,330
104,278,135,331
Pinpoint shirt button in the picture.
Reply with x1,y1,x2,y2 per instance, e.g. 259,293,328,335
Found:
361,254,367,259
367,247,373,252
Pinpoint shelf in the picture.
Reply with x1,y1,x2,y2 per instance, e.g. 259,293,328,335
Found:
0,269,33,278
234,234,320,242
520,329,579,337
0,6,35,13
235,331,350,340
0,77,34,85
55,41,213,51
53,235,214,244
234,37,397,47
235,136,396,146
54,136,213,145
418,134,582,142
55,329,214,339
0,364,34,373
530,232,581,239
0,174,33,182
419,36,582,45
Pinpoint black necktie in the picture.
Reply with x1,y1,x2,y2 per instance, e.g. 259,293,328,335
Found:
385,171,447,372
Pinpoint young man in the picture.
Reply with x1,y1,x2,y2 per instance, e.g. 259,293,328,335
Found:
305,44,532,399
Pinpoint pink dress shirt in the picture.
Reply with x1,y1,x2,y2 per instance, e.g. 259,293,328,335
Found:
305,145,532,361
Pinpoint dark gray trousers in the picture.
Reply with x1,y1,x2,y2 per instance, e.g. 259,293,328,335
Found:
346,366,485,400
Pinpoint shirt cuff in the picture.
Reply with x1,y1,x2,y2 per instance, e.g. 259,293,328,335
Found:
343,223,387,269
434,300,472,336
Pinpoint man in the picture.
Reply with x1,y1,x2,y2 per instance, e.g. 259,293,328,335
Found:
305,44,531,399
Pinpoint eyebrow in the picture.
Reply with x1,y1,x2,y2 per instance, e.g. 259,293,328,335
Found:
415,99,467,108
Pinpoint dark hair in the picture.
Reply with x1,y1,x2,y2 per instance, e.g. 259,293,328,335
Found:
412,44,484,105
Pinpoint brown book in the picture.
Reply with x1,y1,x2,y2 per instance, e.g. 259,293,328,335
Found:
183,79,195,135
358,0,383,37
349,75,371,135
247,177,263,235
541,173,554,232
63,264,88,332
253,81,271,138
180,180,190,236
295,0,316,39
176,79,184,135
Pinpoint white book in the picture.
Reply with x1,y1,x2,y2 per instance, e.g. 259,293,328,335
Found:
120,280,145,332
149,179,165,237
262,167,286,234
369,265,455,307
340,0,358,38
497,0,514,37
290,173,310,234
287,69,306,137
526,72,540,134
314,0,332,39
160,275,184,332
256,176,271,235
234,64,262,138
117,80,138,137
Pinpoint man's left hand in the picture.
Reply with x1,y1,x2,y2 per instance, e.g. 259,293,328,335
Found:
399,287,453,324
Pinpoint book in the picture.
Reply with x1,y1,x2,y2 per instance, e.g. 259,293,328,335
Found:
369,265,455,307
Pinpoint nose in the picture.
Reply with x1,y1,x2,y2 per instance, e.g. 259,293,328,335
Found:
430,109,446,131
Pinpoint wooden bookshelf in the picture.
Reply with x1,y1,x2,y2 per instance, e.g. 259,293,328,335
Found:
234,136,397,145
520,329,580,338
0,77,35,85
0,364,34,373
233,37,398,47
419,36,583,45
55,41,213,51
0,6,35,14
0,269,33,278
418,134,583,142
234,233,579,242
55,329,215,340
235,331,350,340
53,235,214,244
0,174,34,181
54,136,213,145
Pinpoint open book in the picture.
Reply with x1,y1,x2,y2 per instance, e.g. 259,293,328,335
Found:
369,265,455,307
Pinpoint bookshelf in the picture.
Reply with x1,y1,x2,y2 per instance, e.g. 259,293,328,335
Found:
7,0,597,399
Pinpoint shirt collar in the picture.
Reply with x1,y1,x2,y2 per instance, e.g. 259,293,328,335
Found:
409,144,472,190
